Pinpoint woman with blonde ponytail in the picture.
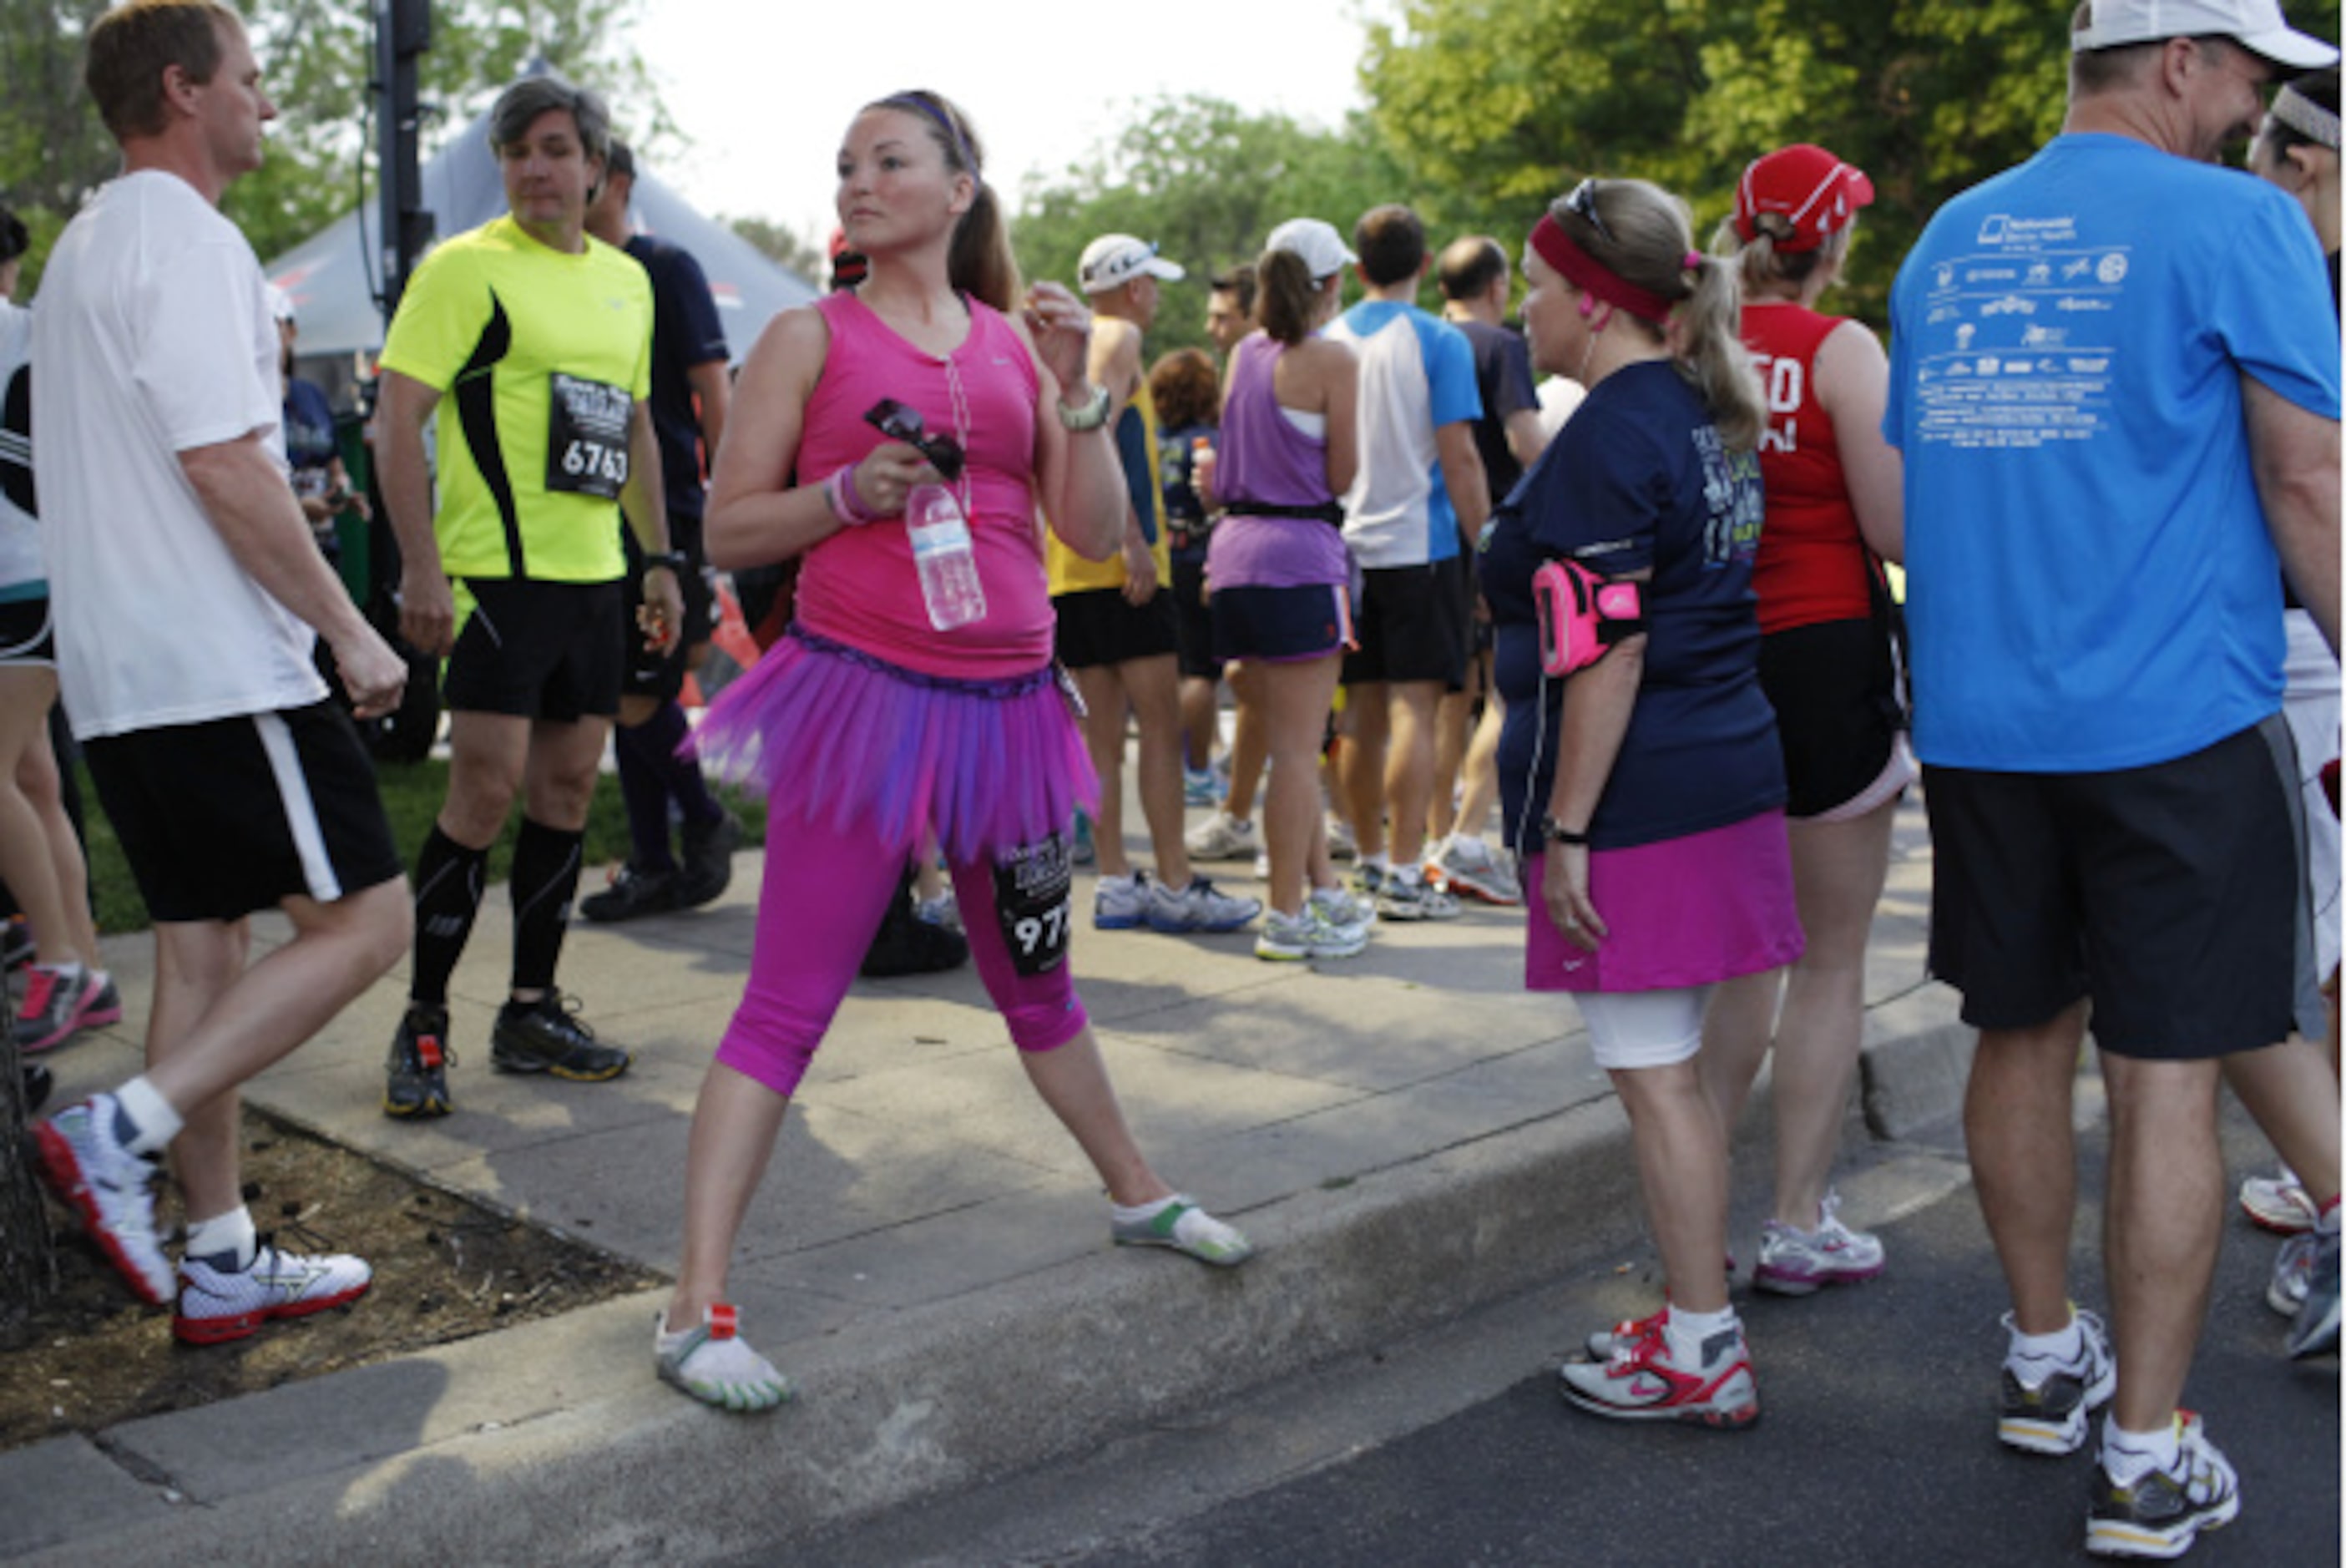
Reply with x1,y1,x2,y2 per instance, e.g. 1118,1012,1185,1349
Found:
1699,144,1910,1306
1480,176,1797,1427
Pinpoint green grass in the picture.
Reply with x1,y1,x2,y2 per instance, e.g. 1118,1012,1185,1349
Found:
76,759,766,936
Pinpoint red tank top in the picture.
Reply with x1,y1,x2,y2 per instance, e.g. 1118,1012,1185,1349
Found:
1743,302,1873,635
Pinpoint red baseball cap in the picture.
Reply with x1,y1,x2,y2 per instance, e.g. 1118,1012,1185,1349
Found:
1732,144,1874,254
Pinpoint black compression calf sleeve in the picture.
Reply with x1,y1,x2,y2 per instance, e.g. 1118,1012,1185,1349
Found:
508,816,585,996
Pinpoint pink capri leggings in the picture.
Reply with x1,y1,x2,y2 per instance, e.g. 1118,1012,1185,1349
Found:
715,802,1090,1096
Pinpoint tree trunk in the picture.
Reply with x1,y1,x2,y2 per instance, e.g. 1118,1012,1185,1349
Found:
0,980,59,1336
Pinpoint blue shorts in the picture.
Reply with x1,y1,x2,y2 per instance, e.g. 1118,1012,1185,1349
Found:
1211,583,1352,665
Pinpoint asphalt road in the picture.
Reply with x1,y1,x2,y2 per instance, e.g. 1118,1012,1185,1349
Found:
796,1097,2339,1567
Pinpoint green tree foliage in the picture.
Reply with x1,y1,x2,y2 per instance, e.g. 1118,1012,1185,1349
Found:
1012,94,1447,357
728,214,828,284
1,0,669,291
1361,0,2341,325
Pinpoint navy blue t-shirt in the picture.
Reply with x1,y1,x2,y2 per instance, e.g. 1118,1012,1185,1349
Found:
281,377,338,483
1457,318,1539,502
626,234,730,524
1480,360,1781,854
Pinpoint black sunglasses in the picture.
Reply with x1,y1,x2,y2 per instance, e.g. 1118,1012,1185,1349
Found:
1564,178,1615,249
863,398,966,481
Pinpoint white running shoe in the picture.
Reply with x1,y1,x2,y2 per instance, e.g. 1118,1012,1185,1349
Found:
1185,812,1261,861
1309,883,1377,935
1557,1312,1759,1428
1431,836,1523,906
1146,876,1261,933
1376,868,1460,922
1094,873,1149,929
33,1095,174,1305
1752,1190,1887,1296
2240,1168,2318,1234
174,1236,372,1344
1256,906,1368,961
1999,1308,2116,1455
1324,812,1358,862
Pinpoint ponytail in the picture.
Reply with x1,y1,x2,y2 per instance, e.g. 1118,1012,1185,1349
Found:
950,179,1020,315
1676,250,1763,453
1254,246,1318,346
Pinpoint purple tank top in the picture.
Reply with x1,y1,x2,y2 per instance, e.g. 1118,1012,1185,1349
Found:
793,290,1049,678
1206,332,1350,590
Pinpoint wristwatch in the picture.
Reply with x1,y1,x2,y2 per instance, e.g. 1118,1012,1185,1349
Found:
643,549,688,572
1057,382,1112,432
1540,815,1591,847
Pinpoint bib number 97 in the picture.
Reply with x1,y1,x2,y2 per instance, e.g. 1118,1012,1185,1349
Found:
991,832,1075,978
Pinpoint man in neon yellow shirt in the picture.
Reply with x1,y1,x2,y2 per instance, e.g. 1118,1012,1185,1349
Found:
376,74,683,1118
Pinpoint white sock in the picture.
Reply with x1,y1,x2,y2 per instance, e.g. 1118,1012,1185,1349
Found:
2101,1416,2182,1485
2010,1309,2085,1368
185,1206,258,1271
1366,852,1391,875
36,960,83,981
110,1075,184,1157
1100,873,1138,892
2320,1199,2341,1237
1665,1302,1738,1367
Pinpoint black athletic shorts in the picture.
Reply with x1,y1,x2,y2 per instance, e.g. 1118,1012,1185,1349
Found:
83,700,403,923
1760,615,1907,819
619,518,717,703
1212,582,1352,665
444,578,625,721
1170,546,1219,681
1343,560,1468,688
1052,586,1179,670
1923,715,2320,1060
0,596,54,666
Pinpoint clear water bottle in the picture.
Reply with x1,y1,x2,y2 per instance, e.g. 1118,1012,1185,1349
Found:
907,482,987,630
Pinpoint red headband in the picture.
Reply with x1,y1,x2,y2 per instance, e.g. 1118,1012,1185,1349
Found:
1529,213,1675,326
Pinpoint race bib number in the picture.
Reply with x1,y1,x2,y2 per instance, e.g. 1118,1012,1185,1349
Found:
546,372,632,500
990,832,1074,978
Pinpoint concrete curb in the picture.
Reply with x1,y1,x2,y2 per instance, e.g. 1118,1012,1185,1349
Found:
10,985,1975,1565
21,1095,1651,1565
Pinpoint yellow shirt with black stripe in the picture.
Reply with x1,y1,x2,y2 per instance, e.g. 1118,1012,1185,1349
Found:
1048,378,1173,595
379,215,653,583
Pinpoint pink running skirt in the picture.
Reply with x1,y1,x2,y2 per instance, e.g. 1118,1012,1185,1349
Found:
1526,811,1804,993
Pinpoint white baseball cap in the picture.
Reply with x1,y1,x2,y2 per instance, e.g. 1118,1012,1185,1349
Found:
1262,217,1358,281
1078,234,1185,294
2072,0,2338,68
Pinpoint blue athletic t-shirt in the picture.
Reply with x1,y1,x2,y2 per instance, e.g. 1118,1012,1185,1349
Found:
1481,360,1780,854
1885,134,2341,773
1325,300,1483,568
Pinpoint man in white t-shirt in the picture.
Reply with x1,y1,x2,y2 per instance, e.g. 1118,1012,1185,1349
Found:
1322,205,1489,921
28,0,411,1346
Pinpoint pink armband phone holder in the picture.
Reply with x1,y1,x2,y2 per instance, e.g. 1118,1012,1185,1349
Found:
1533,559,1646,676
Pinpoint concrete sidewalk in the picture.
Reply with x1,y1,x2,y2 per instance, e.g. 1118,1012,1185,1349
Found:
4,799,1968,1564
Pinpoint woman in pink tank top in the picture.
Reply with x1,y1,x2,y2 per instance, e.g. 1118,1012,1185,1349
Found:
651,90,1255,1411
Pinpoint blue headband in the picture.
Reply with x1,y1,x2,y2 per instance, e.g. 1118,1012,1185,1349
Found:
878,93,978,176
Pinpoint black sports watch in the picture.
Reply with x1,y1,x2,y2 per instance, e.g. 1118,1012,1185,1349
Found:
1540,815,1591,847
643,549,688,572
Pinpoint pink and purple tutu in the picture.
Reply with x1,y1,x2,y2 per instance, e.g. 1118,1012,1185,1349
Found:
691,628,1098,865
